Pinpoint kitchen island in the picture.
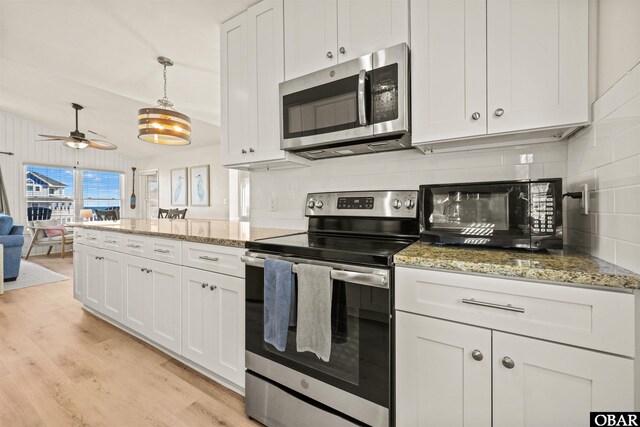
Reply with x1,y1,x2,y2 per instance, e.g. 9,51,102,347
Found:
69,219,298,394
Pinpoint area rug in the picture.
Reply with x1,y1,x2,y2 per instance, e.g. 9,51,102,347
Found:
2,261,68,292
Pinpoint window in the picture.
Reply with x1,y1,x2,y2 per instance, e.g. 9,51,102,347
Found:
25,165,124,223
81,170,123,213
25,165,75,223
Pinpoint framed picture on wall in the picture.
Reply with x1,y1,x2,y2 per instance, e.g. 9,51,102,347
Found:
170,167,188,206
190,165,210,207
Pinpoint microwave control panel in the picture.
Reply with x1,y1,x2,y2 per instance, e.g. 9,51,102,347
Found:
530,184,556,234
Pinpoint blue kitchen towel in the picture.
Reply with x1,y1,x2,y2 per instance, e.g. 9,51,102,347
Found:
264,258,294,351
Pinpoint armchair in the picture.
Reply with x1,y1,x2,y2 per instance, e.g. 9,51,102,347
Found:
0,214,25,281
25,219,73,259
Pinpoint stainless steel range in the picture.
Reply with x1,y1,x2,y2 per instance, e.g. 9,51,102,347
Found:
242,190,420,427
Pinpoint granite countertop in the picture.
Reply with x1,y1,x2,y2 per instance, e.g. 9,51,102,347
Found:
67,219,300,248
394,242,640,291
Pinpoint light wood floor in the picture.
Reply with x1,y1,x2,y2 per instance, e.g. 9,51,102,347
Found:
0,254,259,426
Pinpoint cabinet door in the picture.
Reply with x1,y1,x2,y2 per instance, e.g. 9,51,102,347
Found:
396,312,492,427
73,244,85,303
83,246,103,312
486,0,589,134
181,267,213,368
336,0,409,62
246,0,286,163
284,0,338,80
493,332,634,427
220,12,249,166
411,0,487,143
148,259,181,354
210,272,245,387
101,250,124,322
122,255,152,335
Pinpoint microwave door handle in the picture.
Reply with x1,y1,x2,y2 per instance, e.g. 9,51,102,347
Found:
358,69,367,126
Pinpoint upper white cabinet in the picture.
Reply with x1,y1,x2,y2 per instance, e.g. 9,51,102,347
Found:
412,0,589,148
220,0,308,170
284,0,338,80
284,0,410,80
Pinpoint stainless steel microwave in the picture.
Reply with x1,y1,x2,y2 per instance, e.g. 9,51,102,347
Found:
419,179,563,250
279,43,410,160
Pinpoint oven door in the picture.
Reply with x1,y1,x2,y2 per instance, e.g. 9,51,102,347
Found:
243,252,390,427
280,53,373,150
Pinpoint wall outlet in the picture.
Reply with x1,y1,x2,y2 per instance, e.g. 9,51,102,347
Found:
580,183,589,215
269,197,277,211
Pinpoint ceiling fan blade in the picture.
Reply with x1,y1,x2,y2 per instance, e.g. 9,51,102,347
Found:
88,139,118,150
37,135,78,143
87,130,108,139
38,134,67,139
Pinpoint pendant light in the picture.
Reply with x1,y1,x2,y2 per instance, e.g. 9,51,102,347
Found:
138,56,191,145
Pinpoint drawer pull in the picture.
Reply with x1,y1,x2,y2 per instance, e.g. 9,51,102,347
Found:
105,240,117,244
502,356,515,369
201,283,207,288
461,298,524,313
471,349,483,361
199,256,219,262
127,244,142,249
154,249,170,254
86,237,97,240
209,284,217,291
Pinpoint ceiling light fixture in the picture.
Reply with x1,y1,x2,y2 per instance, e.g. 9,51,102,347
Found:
137,56,191,146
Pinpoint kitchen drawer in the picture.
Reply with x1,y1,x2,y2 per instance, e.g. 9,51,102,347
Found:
395,267,636,357
82,229,102,248
148,238,182,265
122,235,152,257
182,242,244,278
102,232,124,251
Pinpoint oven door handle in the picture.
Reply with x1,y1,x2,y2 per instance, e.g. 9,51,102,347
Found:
241,254,388,289
358,69,368,126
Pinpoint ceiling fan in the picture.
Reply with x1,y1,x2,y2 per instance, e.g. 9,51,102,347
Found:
37,103,117,150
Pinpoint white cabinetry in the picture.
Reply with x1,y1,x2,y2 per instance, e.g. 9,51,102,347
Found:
221,0,308,170
411,0,589,149
182,266,245,387
395,267,637,426
284,0,409,79
72,228,246,390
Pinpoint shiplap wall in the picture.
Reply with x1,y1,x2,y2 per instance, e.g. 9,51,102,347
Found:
567,62,640,274
0,110,137,254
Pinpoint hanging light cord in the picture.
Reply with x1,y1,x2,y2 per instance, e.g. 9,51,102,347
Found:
159,63,173,108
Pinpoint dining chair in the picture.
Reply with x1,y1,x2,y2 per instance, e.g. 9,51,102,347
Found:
94,209,119,221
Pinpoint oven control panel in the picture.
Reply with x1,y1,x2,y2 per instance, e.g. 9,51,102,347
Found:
306,191,418,218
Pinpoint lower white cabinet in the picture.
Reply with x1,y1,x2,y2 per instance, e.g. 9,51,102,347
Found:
395,267,637,426
73,244,86,303
396,312,491,427
122,254,181,354
84,246,103,312
181,266,245,388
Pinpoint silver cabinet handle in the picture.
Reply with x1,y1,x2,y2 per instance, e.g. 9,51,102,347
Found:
241,149,247,154
249,148,255,153
86,237,97,240
154,249,170,254
105,240,117,244
140,268,146,273
127,244,141,249
502,356,515,369
494,108,504,117
199,256,219,262
326,51,333,59
209,284,217,291
201,283,207,289
461,298,524,313
471,350,483,361
339,46,346,54
146,269,152,274
471,112,481,120
357,69,367,126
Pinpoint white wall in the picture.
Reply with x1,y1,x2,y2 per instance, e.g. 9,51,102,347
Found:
0,110,137,253
136,145,229,220
567,62,640,273
250,142,568,230
597,0,640,97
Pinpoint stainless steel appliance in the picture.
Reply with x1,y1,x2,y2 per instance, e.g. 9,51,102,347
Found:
419,179,563,250
279,44,410,160
242,191,420,427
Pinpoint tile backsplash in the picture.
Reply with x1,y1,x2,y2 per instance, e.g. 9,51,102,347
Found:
566,62,640,273
250,141,568,231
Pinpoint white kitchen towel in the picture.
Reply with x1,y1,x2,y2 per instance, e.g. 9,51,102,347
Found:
296,264,333,362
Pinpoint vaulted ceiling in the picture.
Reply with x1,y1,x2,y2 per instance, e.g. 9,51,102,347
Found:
0,0,254,158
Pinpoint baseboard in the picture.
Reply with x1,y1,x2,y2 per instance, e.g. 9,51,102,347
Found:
81,306,246,396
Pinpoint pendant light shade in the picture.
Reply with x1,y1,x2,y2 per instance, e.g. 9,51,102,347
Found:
138,56,191,146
